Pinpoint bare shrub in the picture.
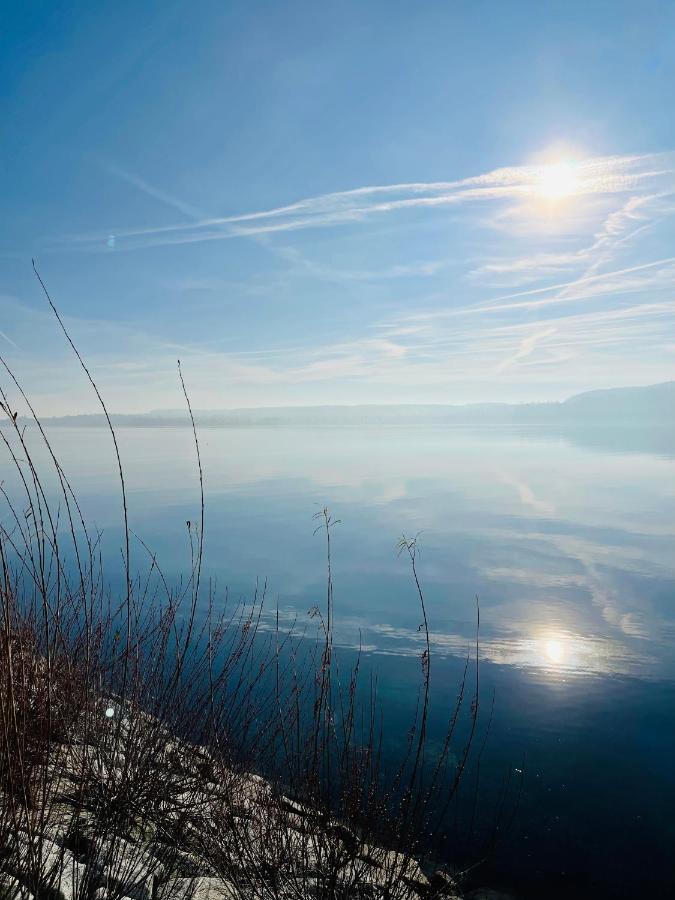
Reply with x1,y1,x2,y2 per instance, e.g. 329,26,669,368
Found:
0,268,491,900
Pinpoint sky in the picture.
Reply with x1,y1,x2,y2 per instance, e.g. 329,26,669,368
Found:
1,0,674,415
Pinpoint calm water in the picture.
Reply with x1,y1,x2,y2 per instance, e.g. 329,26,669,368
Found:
6,424,675,898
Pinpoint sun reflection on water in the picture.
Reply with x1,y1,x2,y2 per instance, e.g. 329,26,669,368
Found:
545,638,566,665
327,617,652,681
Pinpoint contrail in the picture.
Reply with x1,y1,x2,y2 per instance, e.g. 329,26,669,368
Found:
0,329,18,350
59,151,673,250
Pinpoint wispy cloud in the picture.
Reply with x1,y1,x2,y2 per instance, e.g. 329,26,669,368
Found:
10,148,674,409
0,329,18,350
402,256,675,320
273,246,454,283
496,326,557,372
467,252,579,285
102,161,207,220
54,152,674,253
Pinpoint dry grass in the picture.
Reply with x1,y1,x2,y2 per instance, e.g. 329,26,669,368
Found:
0,269,493,900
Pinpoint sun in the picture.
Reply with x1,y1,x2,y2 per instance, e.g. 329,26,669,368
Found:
536,160,580,200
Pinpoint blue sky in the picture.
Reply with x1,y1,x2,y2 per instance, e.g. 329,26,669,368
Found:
1,0,674,414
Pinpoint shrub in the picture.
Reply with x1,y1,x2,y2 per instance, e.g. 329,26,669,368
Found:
0,269,488,900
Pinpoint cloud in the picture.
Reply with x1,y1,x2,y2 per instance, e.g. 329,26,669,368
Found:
5,269,670,417
496,326,557,372
367,294,675,396
273,246,454,283
54,152,674,253
9,146,674,410
467,252,579,285
0,329,18,350
418,256,675,318
102,161,207,220
467,191,675,289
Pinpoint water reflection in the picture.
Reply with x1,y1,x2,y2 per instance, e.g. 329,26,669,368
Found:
6,423,675,687
297,615,654,681
3,422,673,900
544,637,565,665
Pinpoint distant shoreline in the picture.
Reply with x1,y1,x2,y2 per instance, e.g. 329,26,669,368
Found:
0,381,675,431
3,381,673,430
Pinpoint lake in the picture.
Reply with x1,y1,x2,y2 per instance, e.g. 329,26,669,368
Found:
6,423,675,898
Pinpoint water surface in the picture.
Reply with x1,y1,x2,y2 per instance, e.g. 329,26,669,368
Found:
8,423,675,898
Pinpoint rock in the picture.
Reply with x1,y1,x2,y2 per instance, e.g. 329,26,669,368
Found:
279,795,314,819
277,828,322,873
49,742,111,787
282,811,312,834
326,822,357,856
373,851,428,890
152,845,214,879
155,877,238,900
58,820,98,865
429,869,462,898
230,773,272,810
92,891,135,900
466,891,516,900
337,858,426,898
8,834,90,900
0,873,32,900
96,836,164,900
0,701,443,900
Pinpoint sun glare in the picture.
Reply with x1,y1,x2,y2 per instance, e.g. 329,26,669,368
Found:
536,160,580,200
545,639,565,664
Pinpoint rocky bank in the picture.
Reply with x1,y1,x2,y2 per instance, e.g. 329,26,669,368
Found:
0,697,471,900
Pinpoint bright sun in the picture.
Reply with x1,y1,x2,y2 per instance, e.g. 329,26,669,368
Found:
536,160,580,200
545,639,565,664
